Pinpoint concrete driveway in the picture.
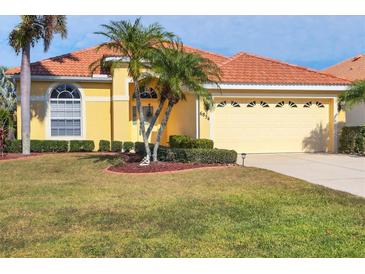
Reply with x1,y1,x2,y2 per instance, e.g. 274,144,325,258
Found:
238,153,365,198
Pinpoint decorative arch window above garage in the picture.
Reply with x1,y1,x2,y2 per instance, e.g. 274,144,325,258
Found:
260,101,269,107
275,101,285,108
247,101,256,107
288,101,297,108
217,101,227,107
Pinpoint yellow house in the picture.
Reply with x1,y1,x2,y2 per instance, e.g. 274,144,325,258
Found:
6,45,350,153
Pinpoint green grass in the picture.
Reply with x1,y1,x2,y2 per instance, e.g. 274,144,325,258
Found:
0,154,364,257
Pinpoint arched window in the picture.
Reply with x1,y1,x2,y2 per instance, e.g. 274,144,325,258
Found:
50,84,81,136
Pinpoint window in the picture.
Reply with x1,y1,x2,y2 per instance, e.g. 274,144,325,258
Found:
132,86,158,99
132,105,154,125
50,84,81,136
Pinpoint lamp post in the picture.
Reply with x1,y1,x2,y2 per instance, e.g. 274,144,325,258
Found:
241,153,247,167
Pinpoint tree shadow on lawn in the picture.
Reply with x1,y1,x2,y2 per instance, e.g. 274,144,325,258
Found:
77,154,122,166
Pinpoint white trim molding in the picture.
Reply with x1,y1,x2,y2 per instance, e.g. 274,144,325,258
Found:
211,93,339,99
85,96,111,102
204,83,348,91
11,75,112,83
113,95,130,101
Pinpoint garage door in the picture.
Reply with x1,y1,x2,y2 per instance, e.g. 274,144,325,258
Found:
212,98,331,153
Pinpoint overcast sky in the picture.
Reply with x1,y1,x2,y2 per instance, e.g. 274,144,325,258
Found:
0,15,364,70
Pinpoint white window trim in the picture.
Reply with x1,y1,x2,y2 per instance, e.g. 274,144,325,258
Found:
45,82,86,140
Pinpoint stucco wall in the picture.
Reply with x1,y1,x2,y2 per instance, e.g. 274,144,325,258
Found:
345,103,365,126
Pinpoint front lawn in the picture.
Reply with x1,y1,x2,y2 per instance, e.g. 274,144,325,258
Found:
0,154,364,257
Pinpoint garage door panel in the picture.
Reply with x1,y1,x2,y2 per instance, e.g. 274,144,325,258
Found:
212,98,330,153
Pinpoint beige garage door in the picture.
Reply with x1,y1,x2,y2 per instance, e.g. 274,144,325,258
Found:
212,98,331,153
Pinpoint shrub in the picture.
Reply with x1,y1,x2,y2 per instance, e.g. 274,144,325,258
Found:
69,140,95,152
339,126,365,154
158,147,237,164
190,138,214,149
99,140,110,152
134,141,154,155
123,141,134,152
169,135,214,149
30,140,68,153
4,139,22,153
111,141,123,152
169,135,192,148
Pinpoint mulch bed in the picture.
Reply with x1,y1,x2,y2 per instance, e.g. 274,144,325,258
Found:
106,152,233,174
0,153,40,161
107,161,225,174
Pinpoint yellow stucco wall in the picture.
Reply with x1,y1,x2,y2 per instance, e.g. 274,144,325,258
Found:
166,93,197,142
16,80,113,150
15,74,345,152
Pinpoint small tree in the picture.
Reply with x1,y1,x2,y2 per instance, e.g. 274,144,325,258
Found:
0,109,13,156
0,67,16,140
339,80,365,110
142,42,221,161
93,18,175,165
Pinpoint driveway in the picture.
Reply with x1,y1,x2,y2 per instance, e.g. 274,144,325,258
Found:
238,153,365,198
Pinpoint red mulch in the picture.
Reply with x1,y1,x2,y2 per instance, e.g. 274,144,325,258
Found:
108,161,226,174
0,153,40,161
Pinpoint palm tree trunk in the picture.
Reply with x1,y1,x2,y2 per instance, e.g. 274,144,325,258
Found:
152,100,174,162
20,43,31,155
146,96,166,139
133,79,151,160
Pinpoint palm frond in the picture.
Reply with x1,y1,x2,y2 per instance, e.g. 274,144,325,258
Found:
339,80,365,109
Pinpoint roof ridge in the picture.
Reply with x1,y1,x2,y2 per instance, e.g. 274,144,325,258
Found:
182,44,230,60
218,52,245,67
223,50,350,82
322,53,365,72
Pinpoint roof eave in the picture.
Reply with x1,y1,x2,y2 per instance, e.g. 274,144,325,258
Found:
203,82,349,91
9,74,112,83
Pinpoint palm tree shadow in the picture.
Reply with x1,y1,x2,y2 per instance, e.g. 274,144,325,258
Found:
77,154,121,165
15,54,82,123
302,123,329,152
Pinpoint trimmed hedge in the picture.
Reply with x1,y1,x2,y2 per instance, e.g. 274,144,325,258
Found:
169,135,192,148
4,139,22,153
169,135,214,149
99,140,110,152
69,140,95,152
339,126,365,154
30,140,68,152
190,138,214,149
111,141,123,152
5,140,69,153
123,141,134,152
158,147,237,164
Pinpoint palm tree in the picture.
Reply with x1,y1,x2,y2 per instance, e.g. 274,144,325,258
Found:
8,15,67,155
94,18,175,164
339,80,365,110
144,42,221,162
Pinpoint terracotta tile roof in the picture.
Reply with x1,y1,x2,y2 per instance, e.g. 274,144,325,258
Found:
182,45,231,66
219,52,350,85
322,54,365,81
5,44,230,77
6,44,349,85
